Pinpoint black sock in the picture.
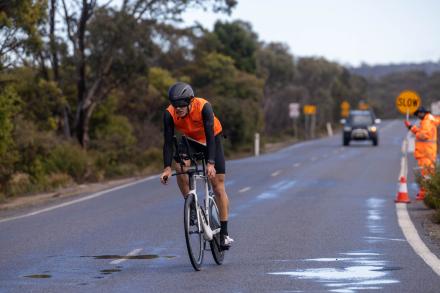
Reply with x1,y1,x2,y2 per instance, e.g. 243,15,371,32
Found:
220,221,228,236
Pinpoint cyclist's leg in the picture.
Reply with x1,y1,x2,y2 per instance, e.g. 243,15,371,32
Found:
210,135,233,248
211,174,229,221
175,160,191,197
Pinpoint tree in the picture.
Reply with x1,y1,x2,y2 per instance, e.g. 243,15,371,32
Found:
0,0,46,69
195,20,258,74
0,86,21,192
57,0,236,148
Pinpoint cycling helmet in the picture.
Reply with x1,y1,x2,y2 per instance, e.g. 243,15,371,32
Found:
168,82,194,108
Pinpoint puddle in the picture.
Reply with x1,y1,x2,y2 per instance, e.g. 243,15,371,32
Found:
100,269,122,275
24,274,52,279
257,192,278,200
366,198,385,235
83,254,176,260
269,252,399,292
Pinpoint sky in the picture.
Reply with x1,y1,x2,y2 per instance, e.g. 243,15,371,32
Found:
179,0,440,66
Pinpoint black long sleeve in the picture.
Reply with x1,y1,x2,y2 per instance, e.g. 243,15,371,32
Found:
163,111,175,168
201,103,216,164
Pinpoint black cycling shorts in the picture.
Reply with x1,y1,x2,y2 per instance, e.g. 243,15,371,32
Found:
179,134,226,174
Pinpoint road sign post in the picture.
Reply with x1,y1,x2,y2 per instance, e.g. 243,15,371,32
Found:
340,101,350,118
303,105,317,139
395,90,422,182
289,103,300,138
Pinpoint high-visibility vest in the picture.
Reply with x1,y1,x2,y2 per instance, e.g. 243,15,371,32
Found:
411,113,440,160
167,97,222,144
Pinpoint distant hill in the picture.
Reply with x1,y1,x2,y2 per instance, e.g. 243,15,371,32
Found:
349,61,440,79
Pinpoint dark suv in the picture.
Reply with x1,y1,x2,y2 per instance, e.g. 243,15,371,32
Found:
341,110,381,146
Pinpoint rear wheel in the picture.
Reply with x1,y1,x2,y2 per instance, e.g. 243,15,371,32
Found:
209,198,224,265
184,194,204,271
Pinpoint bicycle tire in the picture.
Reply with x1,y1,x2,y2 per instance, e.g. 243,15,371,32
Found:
184,194,204,271
209,198,225,265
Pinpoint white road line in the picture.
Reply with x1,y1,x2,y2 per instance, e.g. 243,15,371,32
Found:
110,248,143,265
271,170,282,177
238,187,251,193
396,203,440,276
0,175,160,224
293,163,301,168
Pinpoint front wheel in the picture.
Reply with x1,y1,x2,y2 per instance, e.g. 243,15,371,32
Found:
184,194,204,271
209,198,225,265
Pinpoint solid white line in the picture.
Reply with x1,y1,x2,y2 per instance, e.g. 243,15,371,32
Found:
110,248,143,265
271,170,282,177
396,203,440,276
238,187,251,193
0,175,160,224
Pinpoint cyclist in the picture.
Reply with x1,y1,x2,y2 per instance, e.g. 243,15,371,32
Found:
160,82,234,250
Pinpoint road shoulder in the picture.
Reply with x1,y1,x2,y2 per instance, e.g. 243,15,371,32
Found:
407,201,440,259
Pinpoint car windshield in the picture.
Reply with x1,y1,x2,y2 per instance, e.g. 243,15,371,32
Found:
349,114,373,125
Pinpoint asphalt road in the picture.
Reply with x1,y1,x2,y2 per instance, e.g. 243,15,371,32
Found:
1,120,440,293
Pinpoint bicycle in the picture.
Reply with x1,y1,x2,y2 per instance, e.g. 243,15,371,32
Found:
169,135,225,271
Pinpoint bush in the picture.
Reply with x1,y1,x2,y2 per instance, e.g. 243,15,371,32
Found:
45,142,91,181
137,147,162,173
419,166,440,223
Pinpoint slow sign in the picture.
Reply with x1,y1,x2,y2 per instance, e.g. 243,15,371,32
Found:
396,90,421,115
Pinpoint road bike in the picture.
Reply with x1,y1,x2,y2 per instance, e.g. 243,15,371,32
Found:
171,136,225,271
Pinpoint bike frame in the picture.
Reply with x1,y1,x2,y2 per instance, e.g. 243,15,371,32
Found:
174,135,220,242
188,172,220,241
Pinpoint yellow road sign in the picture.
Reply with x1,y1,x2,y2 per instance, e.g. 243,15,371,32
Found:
396,90,421,114
341,101,350,110
303,105,317,115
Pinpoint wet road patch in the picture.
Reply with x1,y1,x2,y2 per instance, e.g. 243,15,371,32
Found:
269,252,399,292
82,254,176,260
100,268,122,275
23,274,52,279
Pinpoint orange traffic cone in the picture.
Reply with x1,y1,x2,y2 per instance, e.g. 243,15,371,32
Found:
395,176,411,203
416,188,426,201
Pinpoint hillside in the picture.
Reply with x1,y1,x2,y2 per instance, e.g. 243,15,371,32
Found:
350,61,440,79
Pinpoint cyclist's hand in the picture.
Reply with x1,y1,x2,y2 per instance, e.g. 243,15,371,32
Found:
207,163,216,180
160,167,172,185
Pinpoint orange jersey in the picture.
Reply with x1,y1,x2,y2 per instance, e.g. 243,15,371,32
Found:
166,97,222,144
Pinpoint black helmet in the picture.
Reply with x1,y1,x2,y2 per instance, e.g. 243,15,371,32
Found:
414,106,429,116
168,82,194,107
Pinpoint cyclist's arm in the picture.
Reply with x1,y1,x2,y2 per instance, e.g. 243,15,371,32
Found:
202,103,216,164
163,110,175,168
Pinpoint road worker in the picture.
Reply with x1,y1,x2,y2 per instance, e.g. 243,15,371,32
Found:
404,106,440,199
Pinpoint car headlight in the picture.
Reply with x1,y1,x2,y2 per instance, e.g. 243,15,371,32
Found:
369,126,377,132
344,126,352,131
